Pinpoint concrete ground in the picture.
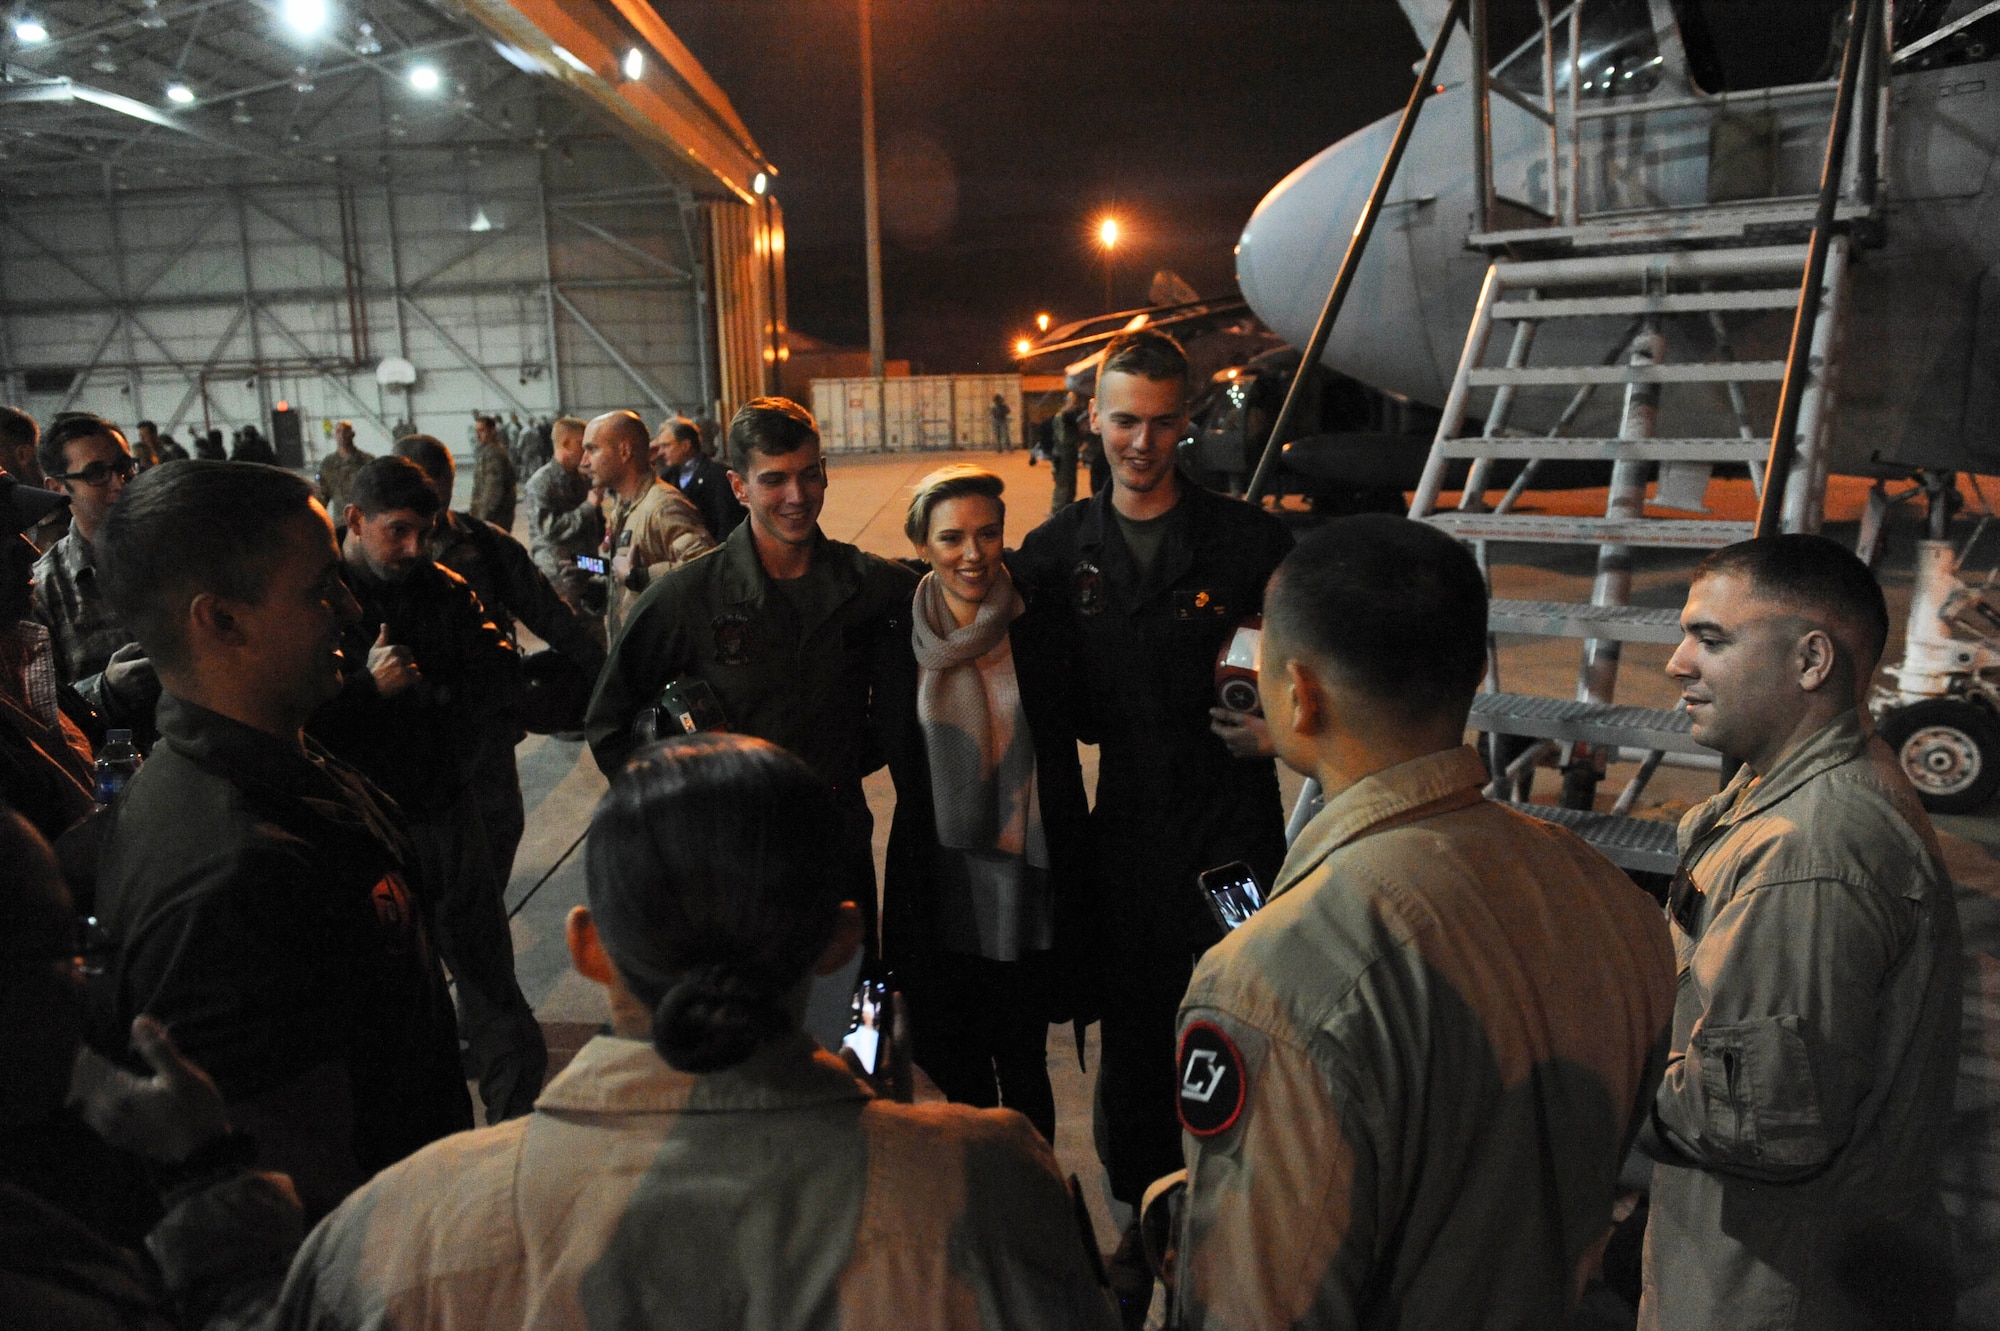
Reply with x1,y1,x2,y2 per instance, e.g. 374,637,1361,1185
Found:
499,450,2000,1311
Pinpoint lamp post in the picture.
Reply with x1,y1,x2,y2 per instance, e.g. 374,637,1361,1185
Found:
1098,217,1119,312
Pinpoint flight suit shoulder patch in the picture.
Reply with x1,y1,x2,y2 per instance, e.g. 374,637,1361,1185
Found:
711,612,755,665
1072,560,1105,616
1178,1019,1247,1138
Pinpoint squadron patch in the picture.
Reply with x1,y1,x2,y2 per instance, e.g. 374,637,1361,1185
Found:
1177,1020,1246,1138
1073,561,1106,617
711,612,755,666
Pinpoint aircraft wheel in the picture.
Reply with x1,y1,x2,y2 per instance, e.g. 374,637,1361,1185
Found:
1878,698,2000,815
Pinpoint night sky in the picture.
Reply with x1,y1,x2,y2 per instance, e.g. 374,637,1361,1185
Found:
663,1,1427,373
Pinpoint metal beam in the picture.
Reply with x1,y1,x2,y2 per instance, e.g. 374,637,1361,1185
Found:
56,314,127,415
254,304,396,437
552,287,674,416
550,205,691,279
398,294,534,416
158,305,247,433
0,77,293,165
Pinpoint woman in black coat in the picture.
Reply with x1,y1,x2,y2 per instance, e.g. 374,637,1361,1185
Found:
875,466,1092,1142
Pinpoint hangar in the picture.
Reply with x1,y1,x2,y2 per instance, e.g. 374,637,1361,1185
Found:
0,0,787,458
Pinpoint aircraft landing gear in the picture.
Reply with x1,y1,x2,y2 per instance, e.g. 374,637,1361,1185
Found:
1877,698,2000,815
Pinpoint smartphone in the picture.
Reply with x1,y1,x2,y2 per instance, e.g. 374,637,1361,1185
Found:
842,975,888,1074
574,554,608,575
1198,860,1266,934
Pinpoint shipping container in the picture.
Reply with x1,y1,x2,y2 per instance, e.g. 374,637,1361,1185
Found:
811,374,1022,454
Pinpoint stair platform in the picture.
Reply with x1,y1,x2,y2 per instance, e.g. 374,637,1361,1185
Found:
1435,437,1770,464
1506,801,1682,875
1426,514,1753,548
1468,692,1706,754
1487,600,1685,643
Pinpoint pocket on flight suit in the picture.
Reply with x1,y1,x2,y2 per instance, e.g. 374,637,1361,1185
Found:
1690,1014,1829,1171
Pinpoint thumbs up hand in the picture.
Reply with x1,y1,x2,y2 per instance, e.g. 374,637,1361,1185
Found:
367,622,422,698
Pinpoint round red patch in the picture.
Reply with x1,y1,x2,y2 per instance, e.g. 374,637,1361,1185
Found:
1177,1019,1246,1138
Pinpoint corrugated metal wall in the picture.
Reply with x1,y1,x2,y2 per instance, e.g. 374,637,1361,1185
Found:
704,196,787,425
811,374,1021,453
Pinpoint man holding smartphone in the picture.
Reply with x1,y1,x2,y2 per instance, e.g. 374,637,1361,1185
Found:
579,410,713,642
1012,328,1292,1318
1170,515,1674,1329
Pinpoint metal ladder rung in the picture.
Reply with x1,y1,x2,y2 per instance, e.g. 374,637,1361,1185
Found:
1426,513,1753,548
1490,244,1810,287
1466,362,1787,387
1490,290,1801,320
1469,692,1707,755
1504,801,1682,875
1488,599,1685,643
1436,437,1770,464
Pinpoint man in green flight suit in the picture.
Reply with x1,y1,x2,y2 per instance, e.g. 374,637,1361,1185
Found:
584,397,916,950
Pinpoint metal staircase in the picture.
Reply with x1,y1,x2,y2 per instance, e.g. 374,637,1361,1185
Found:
1407,243,1853,874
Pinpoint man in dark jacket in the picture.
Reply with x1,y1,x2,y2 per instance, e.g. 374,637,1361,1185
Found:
587,398,914,950
651,414,746,541
309,456,543,1125
87,460,471,1221
1014,329,1292,1313
0,472,95,841
394,434,606,881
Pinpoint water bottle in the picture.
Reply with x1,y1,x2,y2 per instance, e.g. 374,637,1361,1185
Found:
93,728,140,804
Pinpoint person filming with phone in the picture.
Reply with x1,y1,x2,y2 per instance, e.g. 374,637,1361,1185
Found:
1166,515,1675,1329
274,733,1118,1328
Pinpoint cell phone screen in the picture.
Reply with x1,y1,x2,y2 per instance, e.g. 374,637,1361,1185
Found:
575,554,607,575
1199,861,1266,933
842,978,887,1074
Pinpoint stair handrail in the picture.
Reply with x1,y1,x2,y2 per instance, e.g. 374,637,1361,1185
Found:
1754,0,1879,538
1242,0,1466,504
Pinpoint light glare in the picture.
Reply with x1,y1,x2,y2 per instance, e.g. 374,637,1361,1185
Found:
165,82,194,103
550,44,592,75
1015,338,1032,357
14,17,48,41
752,171,768,195
623,47,643,80
1099,217,1119,249
282,0,327,36
407,63,440,91
1036,312,1050,331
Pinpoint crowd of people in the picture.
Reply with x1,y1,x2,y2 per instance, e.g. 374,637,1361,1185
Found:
0,327,1968,1330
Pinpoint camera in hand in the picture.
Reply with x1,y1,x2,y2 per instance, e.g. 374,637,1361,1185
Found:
1214,615,1263,715
634,676,729,744
574,553,608,576
1198,860,1266,934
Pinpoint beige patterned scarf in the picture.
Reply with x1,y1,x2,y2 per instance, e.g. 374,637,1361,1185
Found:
910,568,1047,867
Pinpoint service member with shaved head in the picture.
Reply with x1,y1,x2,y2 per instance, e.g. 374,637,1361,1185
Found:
1172,515,1675,1330
580,409,714,640
1638,535,1961,1331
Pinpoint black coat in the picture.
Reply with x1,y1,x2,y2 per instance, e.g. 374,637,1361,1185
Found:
876,555,1096,1020
678,454,746,541
1013,481,1294,964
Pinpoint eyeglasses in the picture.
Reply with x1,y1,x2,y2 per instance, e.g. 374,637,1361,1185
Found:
52,458,135,487
0,915,114,978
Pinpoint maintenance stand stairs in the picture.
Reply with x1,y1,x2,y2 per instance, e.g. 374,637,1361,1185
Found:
1408,237,1852,877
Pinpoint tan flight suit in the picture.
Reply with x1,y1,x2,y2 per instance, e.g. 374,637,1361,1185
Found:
1174,746,1675,1330
602,477,713,641
270,1032,1119,1330
1638,710,1962,1331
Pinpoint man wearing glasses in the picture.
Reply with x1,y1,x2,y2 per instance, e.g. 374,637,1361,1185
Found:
30,413,157,738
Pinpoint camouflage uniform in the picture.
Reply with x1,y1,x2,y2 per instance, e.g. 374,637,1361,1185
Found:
315,447,374,519
468,438,517,532
269,1033,1120,1330
1637,710,1962,1331
1175,746,1675,1329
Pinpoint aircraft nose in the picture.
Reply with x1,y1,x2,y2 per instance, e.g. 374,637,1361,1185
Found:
1236,88,1472,407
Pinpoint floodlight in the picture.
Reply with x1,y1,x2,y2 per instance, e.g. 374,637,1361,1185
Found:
282,0,327,36
623,48,643,80
408,64,440,92
14,17,48,41
165,83,194,103
752,171,768,195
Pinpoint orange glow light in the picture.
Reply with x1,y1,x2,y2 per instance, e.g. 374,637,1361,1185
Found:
1036,312,1051,331
1014,338,1032,357
1098,217,1119,250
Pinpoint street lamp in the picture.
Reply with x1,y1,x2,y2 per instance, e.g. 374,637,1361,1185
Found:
1014,338,1032,357
1036,312,1051,332
1097,216,1120,312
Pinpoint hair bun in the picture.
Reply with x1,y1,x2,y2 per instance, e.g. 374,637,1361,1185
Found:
651,965,786,1074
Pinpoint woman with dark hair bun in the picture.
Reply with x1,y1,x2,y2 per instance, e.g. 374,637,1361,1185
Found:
274,732,1119,1330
